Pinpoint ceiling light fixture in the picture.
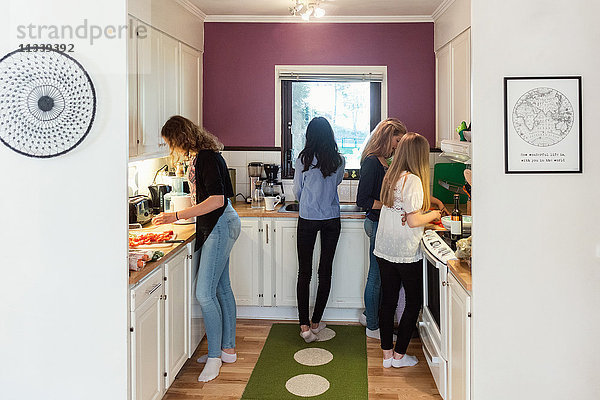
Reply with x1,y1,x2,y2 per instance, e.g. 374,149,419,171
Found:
290,0,325,21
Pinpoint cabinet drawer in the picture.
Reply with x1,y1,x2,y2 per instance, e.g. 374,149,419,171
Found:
131,267,164,311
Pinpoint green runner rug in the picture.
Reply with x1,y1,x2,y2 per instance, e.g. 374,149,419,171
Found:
241,324,367,400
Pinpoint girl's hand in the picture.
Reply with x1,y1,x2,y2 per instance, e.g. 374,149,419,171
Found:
152,212,177,225
439,206,449,217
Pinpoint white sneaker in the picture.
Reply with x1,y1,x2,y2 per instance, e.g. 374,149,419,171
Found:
366,328,396,341
358,313,367,327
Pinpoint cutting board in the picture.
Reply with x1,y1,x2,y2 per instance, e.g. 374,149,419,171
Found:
432,163,468,204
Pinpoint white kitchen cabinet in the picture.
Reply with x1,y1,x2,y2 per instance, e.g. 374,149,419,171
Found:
273,218,367,308
436,43,452,147
130,244,201,399
447,272,471,400
164,250,188,388
451,29,471,140
436,28,471,146
128,19,139,159
187,240,205,358
138,23,165,157
129,17,202,161
328,220,368,308
274,218,301,307
229,218,262,306
180,43,202,126
131,267,164,400
160,33,180,149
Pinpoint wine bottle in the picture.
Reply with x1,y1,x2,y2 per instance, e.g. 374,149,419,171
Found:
450,193,462,241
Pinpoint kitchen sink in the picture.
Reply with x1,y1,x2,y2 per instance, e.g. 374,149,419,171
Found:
278,203,365,213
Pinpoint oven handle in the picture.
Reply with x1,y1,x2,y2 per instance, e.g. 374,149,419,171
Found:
422,244,442,270
422,340,442,365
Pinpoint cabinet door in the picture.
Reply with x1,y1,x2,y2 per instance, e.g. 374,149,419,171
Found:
328,220,368,308
187,240,205,357
131,280,164,400
448,273,471,400
164,251,188,388
180,43,202,126
436,43,452,146
229,218,261,306
138,24,162,156
274,219,299,307
160,33,180,147
451,28,471,140
128,19,139,158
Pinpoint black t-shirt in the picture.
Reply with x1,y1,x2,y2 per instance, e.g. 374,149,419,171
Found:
356,155,387,222
194,150,234,251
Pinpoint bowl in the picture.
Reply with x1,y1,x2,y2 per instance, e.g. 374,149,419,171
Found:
441,215,472,231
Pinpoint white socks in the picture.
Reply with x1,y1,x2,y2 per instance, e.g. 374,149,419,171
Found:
300,329,318,343
359,313,367,327
366,327,381,339
197,351,237,364
366,328,397,341
310,322,326,334
383,354,418,368
383,357,393,368
198,357,222,382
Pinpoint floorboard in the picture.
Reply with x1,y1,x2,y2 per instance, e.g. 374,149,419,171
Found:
164,319,442,400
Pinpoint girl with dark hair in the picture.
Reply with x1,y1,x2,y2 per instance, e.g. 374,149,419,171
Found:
293,117,345,342
153,116,241,382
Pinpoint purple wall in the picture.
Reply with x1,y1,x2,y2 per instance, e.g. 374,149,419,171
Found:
203,23,435,147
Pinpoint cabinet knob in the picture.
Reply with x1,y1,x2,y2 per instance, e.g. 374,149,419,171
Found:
442,281,448,286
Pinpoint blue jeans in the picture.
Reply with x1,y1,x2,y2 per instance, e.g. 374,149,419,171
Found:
195,203,241,358
363,217,381,330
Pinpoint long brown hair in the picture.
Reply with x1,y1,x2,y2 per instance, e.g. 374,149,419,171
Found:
380,132,431,212
161,116,223,158
361,118,407,163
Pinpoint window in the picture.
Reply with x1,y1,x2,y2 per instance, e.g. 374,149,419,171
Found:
276,66,387,178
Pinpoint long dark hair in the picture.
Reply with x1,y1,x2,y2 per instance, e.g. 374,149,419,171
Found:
298,117,343,177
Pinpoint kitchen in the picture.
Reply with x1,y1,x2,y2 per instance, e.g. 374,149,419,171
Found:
1,1,599,400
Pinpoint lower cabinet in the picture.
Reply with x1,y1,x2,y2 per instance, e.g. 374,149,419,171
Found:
230,217,368,310
130,245,197,400
447,272,471,400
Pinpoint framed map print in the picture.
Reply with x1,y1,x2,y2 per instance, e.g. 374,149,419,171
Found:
504,76,582,173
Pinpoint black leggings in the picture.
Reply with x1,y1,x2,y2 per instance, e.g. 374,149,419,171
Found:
376,257,423,354
296,217,341,326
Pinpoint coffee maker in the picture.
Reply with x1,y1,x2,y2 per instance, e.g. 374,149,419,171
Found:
263,163,285,203
247,162,264,204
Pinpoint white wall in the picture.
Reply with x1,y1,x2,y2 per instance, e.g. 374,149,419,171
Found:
472,1,600,399
434,0,471,51
0,1,128,399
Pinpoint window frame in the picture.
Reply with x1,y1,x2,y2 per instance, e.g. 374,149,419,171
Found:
275,65,388,179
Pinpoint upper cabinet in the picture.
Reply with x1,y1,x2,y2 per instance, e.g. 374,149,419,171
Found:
436,28,471,147
129,17,203,161
179,44,202,126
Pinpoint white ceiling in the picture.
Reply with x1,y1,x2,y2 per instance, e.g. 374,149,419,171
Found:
187,0,446,19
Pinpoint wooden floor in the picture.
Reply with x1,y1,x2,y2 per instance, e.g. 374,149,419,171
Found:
164,319,442,400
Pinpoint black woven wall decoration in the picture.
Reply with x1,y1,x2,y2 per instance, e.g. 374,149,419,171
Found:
0,48,96,158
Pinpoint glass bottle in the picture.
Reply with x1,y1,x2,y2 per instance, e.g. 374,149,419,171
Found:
450,193,463,242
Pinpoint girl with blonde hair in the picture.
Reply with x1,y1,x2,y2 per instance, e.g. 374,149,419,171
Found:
374,132,441,368
356,118,407,339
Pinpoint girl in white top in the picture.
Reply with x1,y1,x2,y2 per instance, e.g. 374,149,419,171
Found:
373,132,441,368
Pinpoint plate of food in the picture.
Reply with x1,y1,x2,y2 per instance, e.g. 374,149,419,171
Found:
129,230,176,248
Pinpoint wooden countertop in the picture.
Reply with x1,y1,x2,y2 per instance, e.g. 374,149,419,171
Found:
447,258,472,292
231,201,366,219
129,222,196,285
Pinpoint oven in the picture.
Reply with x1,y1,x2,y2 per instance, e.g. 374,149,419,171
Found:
419,230,452,400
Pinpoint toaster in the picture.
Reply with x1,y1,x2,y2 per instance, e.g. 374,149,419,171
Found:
129,195,153,225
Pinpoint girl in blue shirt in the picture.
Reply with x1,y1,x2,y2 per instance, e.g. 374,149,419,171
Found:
293,117,345,342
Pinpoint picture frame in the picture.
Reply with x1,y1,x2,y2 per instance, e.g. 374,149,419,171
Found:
504,76,582,174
